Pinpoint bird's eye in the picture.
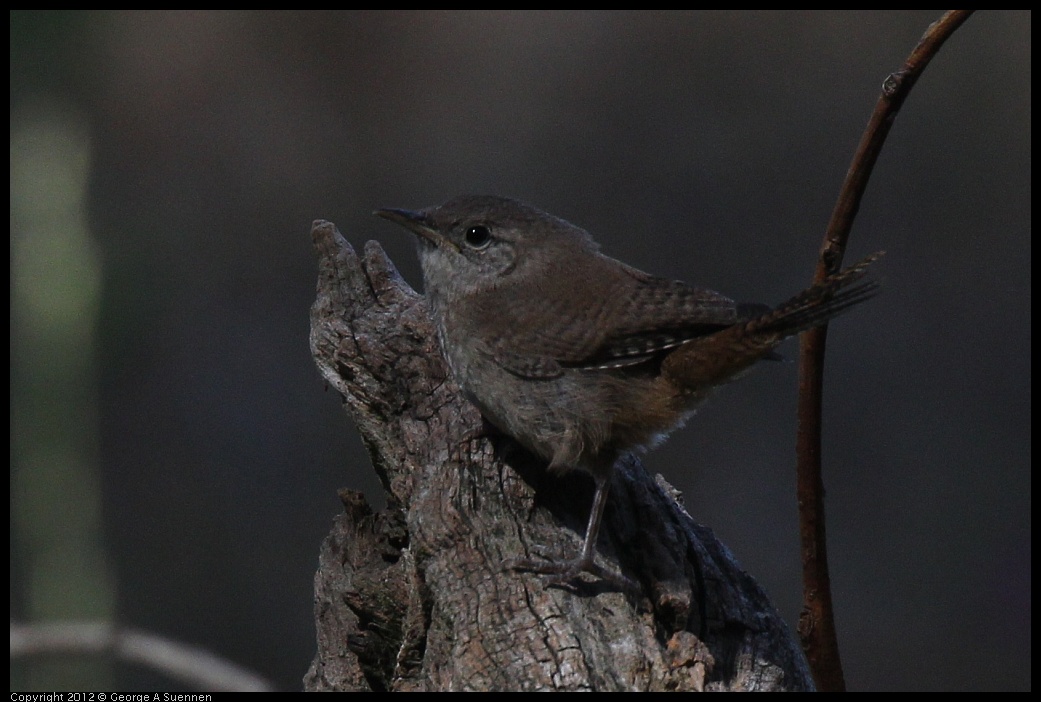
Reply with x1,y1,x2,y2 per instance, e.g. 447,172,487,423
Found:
465,225,492,249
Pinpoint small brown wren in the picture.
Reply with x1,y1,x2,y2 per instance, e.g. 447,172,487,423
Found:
375,195,880,588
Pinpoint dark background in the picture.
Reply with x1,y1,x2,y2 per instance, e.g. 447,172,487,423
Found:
10,11,1030,691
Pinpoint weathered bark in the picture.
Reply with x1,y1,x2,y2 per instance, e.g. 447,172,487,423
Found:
304,220,814,692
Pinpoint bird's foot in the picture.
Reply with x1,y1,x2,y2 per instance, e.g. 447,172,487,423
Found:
504,554,637,593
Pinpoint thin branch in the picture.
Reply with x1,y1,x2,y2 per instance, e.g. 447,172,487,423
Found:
10,620,274,692
795,10,975,692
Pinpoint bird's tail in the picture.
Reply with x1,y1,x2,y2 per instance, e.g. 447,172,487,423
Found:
744,251,883,337
662,252,883,391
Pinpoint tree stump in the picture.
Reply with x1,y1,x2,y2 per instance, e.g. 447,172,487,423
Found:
304,220,813,692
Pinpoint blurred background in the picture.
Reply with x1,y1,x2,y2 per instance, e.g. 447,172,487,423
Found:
10,11,1029,691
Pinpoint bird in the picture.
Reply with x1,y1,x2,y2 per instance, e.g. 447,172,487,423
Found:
376,195,881,588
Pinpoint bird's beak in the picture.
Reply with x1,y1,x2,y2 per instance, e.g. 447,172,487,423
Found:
373,208,450,250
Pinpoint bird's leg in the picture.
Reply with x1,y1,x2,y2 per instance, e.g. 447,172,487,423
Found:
506,472,636,592
577,472,611,568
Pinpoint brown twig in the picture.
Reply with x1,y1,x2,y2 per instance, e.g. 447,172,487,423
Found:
795,10,975,691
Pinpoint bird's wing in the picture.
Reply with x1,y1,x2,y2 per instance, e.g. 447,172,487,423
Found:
573,275,740,369
478,264,740,378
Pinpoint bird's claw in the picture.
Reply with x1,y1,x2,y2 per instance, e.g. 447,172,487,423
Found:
504,555,637,593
